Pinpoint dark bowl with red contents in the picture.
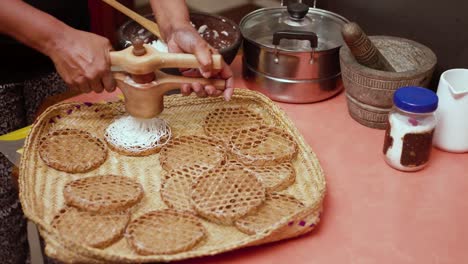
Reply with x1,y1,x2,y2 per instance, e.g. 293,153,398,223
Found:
117,12,242,65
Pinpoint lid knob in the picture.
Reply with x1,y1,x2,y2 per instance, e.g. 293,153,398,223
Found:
287,3,309,20
132,37,146,56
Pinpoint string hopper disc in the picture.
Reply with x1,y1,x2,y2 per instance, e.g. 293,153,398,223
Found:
191,164,266,225
235,193,305,235
51,207,130,249
160,165,211,212
228,125,298,166
63,175,144,213
39,129,108,173
125,209,207,255
159,135,226,171
228,160,296,192
203,106,264,142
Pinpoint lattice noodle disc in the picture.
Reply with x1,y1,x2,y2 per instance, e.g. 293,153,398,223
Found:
159,135,226,171
51,207,130,249
191,164,266,225
203,106,264,141
126,209,206,255
105,116,171,156
228,125,298,166
63,175,144,213
160,165,211,212
227,160,295,192
234,193,305,235
248,163,296,192
39,129,108,173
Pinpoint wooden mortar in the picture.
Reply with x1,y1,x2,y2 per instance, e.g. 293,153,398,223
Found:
340,36,437,129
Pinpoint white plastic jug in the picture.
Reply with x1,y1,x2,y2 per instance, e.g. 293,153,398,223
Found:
433,69,468,152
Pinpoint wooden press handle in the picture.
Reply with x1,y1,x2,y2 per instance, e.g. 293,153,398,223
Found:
155,71,226,93
110,45,223,74
101,0,161,39
114,70,226,118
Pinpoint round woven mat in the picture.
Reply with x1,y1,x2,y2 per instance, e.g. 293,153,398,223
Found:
203,106,264,142
63,175,144,213
39,129,108,173
51,207,130,249
228,125,298,166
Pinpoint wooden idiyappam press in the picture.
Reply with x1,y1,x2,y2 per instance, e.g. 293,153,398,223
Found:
105,39,226,156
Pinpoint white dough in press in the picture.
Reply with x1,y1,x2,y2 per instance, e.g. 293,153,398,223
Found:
150,39,169,53
105,116,171,153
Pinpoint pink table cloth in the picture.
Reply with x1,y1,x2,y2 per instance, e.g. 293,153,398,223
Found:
69,56,468,264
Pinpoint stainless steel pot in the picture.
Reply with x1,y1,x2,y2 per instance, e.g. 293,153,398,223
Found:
240,3,349,103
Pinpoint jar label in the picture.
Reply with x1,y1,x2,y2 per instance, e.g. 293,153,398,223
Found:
400,129,435,167
383,123,393,155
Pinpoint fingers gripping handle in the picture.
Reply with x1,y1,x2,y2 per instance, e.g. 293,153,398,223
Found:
109,45,223,75
156,72,226,93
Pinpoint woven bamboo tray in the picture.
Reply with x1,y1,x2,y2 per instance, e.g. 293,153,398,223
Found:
19,89,325,263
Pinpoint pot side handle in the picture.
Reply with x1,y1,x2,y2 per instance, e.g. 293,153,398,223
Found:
272,30,318,49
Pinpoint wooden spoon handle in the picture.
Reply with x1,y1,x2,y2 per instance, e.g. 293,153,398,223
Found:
101,0,161,39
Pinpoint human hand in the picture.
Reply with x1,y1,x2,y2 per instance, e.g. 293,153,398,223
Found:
45,28,115,93
164,23,234,101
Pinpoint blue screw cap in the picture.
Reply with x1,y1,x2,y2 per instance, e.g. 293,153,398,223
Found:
393,86,438,113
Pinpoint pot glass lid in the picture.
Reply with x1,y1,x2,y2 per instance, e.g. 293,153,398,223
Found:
240,4,348,52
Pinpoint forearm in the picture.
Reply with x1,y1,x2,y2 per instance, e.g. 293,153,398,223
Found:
150,0,191,40
0,0,69,56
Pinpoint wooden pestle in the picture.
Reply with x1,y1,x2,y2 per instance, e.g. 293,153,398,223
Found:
342,22,395,72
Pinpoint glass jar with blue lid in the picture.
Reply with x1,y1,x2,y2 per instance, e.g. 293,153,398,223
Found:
383,86,439,171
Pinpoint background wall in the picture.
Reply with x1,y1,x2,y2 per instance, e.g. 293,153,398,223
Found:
317,0,468,89
108,0,468,89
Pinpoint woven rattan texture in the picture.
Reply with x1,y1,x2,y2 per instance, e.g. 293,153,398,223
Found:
39,129,108,173
20,90,325,263
126,209,206,255
160,165,210,212
51,207,130,249
203,106,264,142
227,160,295,192
63,175,144,213
160,135,226,171
192,164,266,225
229,125,298,166
235,193,305,235
248,163,296,192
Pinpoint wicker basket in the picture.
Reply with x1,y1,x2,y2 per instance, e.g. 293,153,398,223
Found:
19,89,325,263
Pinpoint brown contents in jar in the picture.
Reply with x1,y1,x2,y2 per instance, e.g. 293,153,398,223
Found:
400,129,434,167
383,123,393,155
